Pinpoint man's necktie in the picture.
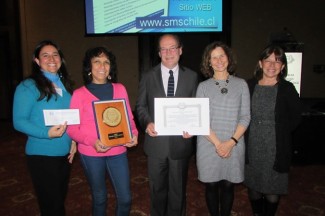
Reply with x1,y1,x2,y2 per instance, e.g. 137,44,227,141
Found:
167,70,174,97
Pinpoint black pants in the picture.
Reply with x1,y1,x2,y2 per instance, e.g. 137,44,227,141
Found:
27,155,71,216
147,156,189,216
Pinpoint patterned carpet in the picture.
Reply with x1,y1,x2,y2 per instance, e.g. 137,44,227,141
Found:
0,121,325,216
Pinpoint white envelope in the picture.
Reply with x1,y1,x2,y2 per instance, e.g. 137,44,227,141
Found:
43,109,80,126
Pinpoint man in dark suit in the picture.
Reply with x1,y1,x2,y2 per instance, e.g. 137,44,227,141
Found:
136,34,199,216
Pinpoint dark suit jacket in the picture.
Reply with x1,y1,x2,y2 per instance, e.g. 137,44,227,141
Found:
136,64,199,159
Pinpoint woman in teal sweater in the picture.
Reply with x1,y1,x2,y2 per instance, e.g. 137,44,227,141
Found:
13,40,76,216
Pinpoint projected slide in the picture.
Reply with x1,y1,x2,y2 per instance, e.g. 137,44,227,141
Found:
85,0,223,34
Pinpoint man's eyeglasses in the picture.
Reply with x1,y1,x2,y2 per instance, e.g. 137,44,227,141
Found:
159,46,179,54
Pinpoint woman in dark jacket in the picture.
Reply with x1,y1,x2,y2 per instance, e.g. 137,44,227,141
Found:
244,45,301,216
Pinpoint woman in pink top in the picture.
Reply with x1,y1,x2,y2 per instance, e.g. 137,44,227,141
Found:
67,47,138,216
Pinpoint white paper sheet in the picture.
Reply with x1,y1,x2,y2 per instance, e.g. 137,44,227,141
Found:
43,109,80,126
154,98,209,135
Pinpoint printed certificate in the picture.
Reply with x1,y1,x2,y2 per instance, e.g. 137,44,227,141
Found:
154,98,209,136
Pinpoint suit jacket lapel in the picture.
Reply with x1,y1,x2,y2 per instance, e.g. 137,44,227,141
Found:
153,66,166,97
175,66,186,97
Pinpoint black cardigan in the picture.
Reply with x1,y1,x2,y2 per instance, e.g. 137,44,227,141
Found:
245,78,301,173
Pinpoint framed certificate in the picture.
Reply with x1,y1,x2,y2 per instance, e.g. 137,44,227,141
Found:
154,98,210,136
93,99,132,147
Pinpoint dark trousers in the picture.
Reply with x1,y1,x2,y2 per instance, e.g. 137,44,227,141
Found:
27,155,71,216
147,156,189,216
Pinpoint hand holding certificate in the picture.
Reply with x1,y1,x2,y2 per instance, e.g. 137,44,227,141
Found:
154,98,210,136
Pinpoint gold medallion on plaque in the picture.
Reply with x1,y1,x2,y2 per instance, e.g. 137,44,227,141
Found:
103,107,122,127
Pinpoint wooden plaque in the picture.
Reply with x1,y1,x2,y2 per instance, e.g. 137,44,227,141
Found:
93,99,132,147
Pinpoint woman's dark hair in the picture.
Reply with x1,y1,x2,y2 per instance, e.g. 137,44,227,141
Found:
200,41,236,78
82,47,117,85
30,40,73,101
254,44,288,80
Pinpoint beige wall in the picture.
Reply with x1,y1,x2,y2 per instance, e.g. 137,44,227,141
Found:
19,0,139,107
19,0,325,102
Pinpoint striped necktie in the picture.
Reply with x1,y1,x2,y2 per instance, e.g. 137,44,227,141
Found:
167,70,174,97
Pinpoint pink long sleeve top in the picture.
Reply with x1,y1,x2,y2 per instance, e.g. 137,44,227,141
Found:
67,83,138,156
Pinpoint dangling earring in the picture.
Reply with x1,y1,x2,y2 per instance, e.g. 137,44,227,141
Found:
88,72,91,76
107,75,111,80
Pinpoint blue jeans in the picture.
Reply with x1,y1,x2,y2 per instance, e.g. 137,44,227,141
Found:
80,152,131,216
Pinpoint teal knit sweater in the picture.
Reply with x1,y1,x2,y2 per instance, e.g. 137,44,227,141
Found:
13,78,72,156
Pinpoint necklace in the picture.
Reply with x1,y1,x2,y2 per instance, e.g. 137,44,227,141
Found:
215,77,229,94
